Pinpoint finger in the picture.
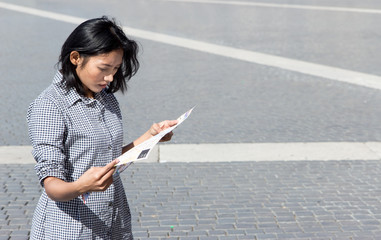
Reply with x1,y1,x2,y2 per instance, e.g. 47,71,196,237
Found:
167,120,178,127
159,120,178,129
95,176,114,192
106,159,119,170
104,173,115,185
150,123,162,135
98,159,119,177
100,166,116,184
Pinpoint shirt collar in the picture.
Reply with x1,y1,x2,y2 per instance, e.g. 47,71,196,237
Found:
53,71,105,108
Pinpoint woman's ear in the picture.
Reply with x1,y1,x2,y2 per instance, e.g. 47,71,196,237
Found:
69,51,81,66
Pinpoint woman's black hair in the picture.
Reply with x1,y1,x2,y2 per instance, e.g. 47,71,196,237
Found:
58,16,139,95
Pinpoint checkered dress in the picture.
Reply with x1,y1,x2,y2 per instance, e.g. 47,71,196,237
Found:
27,71,133,239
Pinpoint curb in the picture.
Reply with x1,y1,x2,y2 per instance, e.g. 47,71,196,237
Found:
1,142,381,164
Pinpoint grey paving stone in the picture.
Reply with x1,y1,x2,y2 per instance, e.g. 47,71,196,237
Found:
148,231,169,238
3,161,381,239
9,230,29,237
0,231,11,237
253,233,277,239
177,237,198,240
198,237,218,240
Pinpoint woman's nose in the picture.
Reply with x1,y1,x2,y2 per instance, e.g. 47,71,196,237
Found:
104,74,113,82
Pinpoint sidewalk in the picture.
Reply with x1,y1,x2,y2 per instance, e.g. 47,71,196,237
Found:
1,142,381,164
1,144,381,240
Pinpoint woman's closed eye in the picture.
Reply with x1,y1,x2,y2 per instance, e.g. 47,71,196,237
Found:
99,66,120,73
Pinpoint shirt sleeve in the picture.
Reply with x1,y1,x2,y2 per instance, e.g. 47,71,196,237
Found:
27,97,68,186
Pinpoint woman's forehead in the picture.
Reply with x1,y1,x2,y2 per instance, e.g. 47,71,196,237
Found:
91,50,123,65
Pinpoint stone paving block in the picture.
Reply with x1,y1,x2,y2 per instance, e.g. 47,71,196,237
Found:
234,223,255,229
213,224,234,230
159,220,180,226
193,224,215,231
294,232,317,238
275,233,297,239
340,225,362,232
216,236,238,240
215,218,235,225
0,220,9,228
322,226,343,233
207,230,226,236
178,219,197,226
0,227,17,232
8,219,29,225
352,237,376,240
4,210,25,216
16,226,30,231
198,237,218,240
148,231,169,238
253,233,277,239
245,229,265,235
9,230,29,237
3,161,381,239
0,231,11,237
277,226,303,233
225,229,245,236
176,237,198,240
168,231,188,237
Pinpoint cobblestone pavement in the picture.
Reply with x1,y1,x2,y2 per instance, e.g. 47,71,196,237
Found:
2,161,381,240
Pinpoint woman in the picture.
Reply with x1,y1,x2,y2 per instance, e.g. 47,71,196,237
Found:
27,16,177,239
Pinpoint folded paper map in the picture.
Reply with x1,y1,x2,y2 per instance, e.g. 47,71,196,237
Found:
115,106,195,174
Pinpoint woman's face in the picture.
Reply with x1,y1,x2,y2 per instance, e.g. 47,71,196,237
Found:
71,49,123,98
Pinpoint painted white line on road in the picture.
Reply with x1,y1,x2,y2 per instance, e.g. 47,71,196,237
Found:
159,142,381,162
0,146,33,164
2,143,381,164
0,2,85,24
123,26,381,90
1,1,381,90
163,0,381,14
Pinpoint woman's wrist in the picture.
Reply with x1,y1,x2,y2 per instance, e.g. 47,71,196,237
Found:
72,180,86,196
132,130,152,147
44,177,83,202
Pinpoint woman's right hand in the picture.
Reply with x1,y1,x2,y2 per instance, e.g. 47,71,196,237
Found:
76,159,119,194
43,159,119,202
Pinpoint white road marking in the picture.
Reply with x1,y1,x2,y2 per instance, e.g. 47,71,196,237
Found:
2,143,381,164
0,2,85,24
122,27,381,90
159,142,381,162
1,1,381,90
163,0,381,14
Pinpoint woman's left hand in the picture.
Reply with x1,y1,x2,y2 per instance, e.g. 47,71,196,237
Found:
149,120,178,142
125,120,179,154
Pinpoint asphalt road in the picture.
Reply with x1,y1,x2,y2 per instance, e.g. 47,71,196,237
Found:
1,0,381,145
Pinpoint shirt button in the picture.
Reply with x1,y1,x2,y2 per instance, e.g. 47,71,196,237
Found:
108,201,113,207
108,145,112,150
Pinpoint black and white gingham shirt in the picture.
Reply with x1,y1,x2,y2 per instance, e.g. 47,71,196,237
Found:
27,71,133,239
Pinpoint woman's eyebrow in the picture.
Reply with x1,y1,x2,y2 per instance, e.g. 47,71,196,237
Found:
101,63,121,67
